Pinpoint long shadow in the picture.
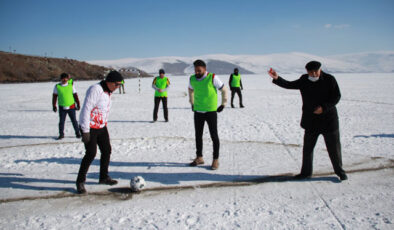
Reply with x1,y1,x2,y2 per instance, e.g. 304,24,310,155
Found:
7,109,51,112
88,171,340,185
15,157,190,168
0,135,55,140
108,120,153,123
354,133,394,138
0,174,95,192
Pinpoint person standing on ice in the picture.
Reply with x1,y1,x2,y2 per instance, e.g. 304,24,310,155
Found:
52,73,81,140
118,80,125,94
229,68,244,108
268,61,347,181
188,60,228,170
76,71,124,194
152,69,170,122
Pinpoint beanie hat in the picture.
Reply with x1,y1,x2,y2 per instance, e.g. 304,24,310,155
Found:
159,69,165,74
105,71,124,82
305,61,321,71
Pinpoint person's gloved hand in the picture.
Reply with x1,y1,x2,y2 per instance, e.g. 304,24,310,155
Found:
53,106,57,113
76,104,80,111
217,105,224,113
81,132,90,144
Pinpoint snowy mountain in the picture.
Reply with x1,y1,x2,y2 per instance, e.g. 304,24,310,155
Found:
329,51,394,73
88,51,394,75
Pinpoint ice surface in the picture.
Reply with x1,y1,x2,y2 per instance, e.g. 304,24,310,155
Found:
0,73,393,229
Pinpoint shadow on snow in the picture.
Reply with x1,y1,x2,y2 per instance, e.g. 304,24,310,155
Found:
1,157,341,193
353,133,394,138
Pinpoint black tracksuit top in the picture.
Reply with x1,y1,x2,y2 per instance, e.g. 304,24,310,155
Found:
273,71,341,132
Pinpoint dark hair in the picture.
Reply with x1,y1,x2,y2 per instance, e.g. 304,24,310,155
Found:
105,70,124,82
159,69,165,74
234,68,239,71
193,59,206,67
60,73,69,79
305,61,321,71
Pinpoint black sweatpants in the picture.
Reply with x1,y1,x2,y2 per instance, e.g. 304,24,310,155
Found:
153,97,168,121
77,127,111,183
301,129,346,177
231,87,243,106
194,112,220,159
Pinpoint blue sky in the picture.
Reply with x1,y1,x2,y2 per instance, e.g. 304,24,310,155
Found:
0,0,393,60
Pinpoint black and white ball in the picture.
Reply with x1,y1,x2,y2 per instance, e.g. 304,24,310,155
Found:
130,176,146,192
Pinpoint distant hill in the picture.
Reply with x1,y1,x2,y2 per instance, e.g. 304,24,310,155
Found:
328,51,394,73
89,51,394,75
0,51,152,83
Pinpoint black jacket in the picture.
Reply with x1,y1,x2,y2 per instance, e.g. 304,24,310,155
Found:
273,71,341,132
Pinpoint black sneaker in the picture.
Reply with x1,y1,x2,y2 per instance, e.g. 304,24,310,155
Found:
76,182,86,194
240,105,245,108
76,133,82,138
231,104,235,108
294,174,312,180
99,177,118,185
56,135,64,140
165,119,169,122
338,173,348,181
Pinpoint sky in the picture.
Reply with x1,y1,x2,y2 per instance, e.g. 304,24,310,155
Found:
0,0,393,60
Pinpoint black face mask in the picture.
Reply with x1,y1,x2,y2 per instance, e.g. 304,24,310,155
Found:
195,73,204,79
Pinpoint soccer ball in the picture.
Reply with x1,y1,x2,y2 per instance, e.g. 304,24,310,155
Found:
130,176,146,192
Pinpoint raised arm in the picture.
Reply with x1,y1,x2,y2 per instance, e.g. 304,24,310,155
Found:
268,68,302,90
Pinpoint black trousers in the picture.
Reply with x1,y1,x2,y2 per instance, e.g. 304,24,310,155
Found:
194,112,220,159
118,84,125,94
301,129,346,177
77,127,111,183
153,97,168,121
231,87,243,106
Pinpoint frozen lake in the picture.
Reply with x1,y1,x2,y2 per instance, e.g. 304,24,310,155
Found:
0,73,393,229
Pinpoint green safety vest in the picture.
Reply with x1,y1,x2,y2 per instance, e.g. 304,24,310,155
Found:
154,76,169,97
190,73,217,112
56,79,75,107
231,74,241,87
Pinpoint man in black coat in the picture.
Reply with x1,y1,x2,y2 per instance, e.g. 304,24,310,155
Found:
268,61,347,181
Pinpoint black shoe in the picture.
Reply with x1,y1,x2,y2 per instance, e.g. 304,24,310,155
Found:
294,174,312,180
240,105,245,108
76,182,86,194
338,173,348,181
165,119,169,122
56,135,64,140
99,177,118,185
76,133,82,138
231,104,235,108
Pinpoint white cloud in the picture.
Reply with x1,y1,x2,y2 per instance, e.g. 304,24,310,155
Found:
324,24,350,29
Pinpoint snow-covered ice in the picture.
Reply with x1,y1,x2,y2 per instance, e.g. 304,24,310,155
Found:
0,73,393,229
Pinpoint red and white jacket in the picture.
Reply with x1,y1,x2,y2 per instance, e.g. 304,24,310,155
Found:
79,81,112,133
